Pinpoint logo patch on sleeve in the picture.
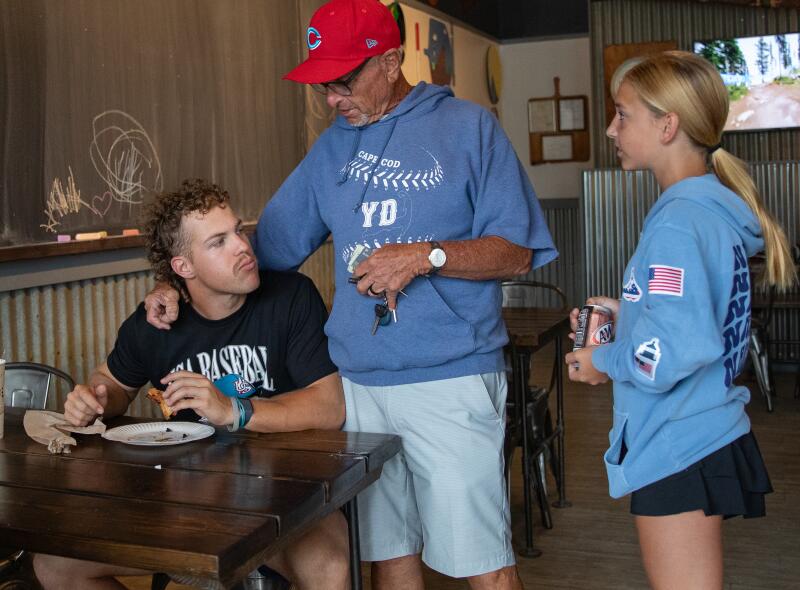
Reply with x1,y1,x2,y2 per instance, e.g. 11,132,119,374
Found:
622,268,642,302
648,265,684,296
634,338,661,380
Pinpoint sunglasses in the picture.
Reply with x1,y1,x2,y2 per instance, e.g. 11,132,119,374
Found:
311,58,372,96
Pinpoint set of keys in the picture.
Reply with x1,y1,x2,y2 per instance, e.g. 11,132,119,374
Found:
371,294,397,335
345,244,405,336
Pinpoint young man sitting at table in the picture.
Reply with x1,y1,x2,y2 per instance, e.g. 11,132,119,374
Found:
33,178,349,590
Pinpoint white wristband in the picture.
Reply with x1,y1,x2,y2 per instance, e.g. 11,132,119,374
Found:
226,397,240,432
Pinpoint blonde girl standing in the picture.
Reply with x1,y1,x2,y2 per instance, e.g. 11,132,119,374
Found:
566,51,796,589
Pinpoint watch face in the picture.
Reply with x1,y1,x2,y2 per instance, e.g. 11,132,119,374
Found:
430,248,446,268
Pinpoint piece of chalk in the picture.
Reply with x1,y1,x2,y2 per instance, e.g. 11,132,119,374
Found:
75,231,108,241
122,228,140,236
57,235,71,242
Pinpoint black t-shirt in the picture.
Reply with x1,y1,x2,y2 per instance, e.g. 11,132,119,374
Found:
107,271,337,420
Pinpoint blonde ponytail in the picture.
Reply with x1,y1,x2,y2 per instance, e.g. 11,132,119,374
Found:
617,51,797,291
711,149,797,291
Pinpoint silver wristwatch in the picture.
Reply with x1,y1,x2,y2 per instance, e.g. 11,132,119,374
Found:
427,241,446,274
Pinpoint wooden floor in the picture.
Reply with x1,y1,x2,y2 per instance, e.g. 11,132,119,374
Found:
83,345,800,588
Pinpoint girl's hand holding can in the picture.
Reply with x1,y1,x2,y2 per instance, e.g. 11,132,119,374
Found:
565,346,609,385
568,296,619,342
586,296,620,320
568,307,581,340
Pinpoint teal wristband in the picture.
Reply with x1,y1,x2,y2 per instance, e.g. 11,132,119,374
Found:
235,398,246,429
240,398,254,428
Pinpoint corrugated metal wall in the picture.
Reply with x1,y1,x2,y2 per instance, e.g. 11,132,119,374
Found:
0,272,159,416
583,162,800,360
0,244,335,416
591,0,800,167
517,200,582,308
582,169,660,297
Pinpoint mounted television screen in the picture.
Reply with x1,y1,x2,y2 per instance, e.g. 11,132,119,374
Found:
694,33,800,132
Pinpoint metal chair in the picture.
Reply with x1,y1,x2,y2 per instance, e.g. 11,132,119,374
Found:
0,549,29,589
502,280,568,311
747,247,800,411
749,299,774,412
0,363,75,589
747,253,775,411
501,281,569,408
3,362,75,410
501,281,568,546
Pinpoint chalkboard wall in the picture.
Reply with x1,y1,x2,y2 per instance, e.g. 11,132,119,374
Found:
0,0,306,248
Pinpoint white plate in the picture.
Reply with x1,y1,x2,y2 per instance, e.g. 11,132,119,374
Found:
102,422,215,446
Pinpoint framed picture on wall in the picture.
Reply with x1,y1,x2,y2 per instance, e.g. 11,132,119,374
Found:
558,97,586,131
541,134,573,161
528,77,590,165
528,99,557,133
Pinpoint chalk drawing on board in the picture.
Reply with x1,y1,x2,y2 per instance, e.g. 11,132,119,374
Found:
41,110,163,233
41,168,113,233
90,110,163,205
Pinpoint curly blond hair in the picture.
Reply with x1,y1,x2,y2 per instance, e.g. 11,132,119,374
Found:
144,179,231,300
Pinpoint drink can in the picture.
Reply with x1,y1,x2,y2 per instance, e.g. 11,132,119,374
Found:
573,304,614,350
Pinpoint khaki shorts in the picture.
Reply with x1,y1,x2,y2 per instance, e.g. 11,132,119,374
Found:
342,372,515,578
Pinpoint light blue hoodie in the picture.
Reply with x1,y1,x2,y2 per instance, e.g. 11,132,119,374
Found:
253,82,557,386
592,174,764,498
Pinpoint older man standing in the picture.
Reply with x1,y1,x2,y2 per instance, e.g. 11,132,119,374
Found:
147,1,557,588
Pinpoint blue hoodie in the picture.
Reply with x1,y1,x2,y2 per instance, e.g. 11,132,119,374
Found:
592,174,764,498
254,82,557,386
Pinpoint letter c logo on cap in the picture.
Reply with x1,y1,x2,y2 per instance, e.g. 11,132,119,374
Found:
307,27,322,50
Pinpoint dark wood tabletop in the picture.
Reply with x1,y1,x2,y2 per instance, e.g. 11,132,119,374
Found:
0,407,400,588
502,307,571,350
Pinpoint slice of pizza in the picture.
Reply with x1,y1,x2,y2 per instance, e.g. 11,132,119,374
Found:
146,388,173,420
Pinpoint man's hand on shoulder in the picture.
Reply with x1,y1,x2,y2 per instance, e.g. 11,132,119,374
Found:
144,283,180,330
64,383,108,427
161,371,233,426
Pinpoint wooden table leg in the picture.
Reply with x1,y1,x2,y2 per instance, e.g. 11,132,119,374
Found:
517,349,542,558
344,498,363,590
552,333,572,508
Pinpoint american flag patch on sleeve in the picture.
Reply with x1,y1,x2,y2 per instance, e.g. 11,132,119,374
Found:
648,265,684,296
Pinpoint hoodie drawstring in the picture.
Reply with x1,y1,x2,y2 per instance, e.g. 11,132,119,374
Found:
338,127,362,186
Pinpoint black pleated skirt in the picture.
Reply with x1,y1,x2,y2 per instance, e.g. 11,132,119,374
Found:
630,431,772,519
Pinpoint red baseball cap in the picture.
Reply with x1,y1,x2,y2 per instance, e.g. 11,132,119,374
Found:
283,0,401,84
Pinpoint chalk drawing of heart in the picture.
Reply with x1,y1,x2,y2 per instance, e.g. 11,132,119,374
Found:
91,191,113,216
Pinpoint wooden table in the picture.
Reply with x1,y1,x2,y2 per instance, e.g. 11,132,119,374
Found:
502,307,571,557
0,407,400,589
